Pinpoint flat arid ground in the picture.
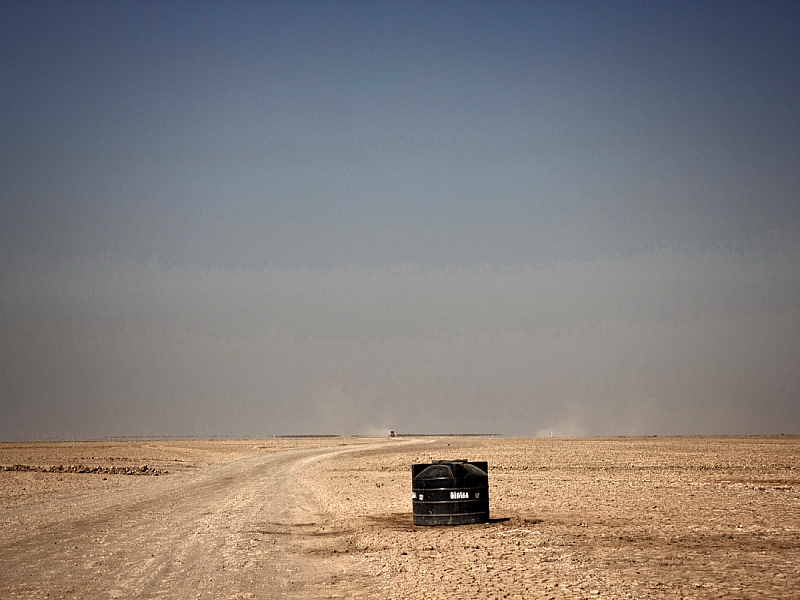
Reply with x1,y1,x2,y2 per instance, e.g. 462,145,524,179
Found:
1,436,798,599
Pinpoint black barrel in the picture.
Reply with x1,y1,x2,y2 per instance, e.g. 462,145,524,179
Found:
412,460,489,526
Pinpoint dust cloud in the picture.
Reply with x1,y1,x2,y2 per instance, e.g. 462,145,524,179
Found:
2,231,799,439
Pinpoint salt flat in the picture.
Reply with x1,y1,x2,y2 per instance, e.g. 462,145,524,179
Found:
2,436,798,599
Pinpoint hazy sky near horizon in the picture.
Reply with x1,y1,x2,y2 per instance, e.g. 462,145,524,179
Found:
2,1,799,439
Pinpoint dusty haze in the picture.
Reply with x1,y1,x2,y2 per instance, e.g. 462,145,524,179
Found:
1,3,799,439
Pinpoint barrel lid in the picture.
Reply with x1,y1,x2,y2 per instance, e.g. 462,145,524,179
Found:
414,460,487,480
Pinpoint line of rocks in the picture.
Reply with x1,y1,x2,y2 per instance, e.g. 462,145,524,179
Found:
1,464,167,475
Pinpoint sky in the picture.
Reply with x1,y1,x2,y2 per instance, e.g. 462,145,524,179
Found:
1,1,798,439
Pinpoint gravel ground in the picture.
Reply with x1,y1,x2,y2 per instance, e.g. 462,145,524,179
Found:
1,436,798,599
309,436,800,599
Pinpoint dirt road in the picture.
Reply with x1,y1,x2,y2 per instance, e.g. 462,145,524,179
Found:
1,440,413,599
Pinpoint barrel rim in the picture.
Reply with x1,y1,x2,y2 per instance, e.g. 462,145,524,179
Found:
412,485,488,491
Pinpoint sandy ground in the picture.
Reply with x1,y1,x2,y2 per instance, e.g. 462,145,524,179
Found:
1,436,798,599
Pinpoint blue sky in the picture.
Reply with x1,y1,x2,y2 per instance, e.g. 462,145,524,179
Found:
1,1,798,438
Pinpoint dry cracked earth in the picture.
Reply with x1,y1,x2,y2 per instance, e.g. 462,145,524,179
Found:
1,436,798,599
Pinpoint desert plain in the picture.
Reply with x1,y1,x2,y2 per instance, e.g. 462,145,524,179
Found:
1,435,798,599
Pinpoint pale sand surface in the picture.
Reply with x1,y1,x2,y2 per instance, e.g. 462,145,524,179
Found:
1,436,798,599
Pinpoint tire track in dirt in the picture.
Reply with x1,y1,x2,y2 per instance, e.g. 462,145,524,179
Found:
0,440,423,600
